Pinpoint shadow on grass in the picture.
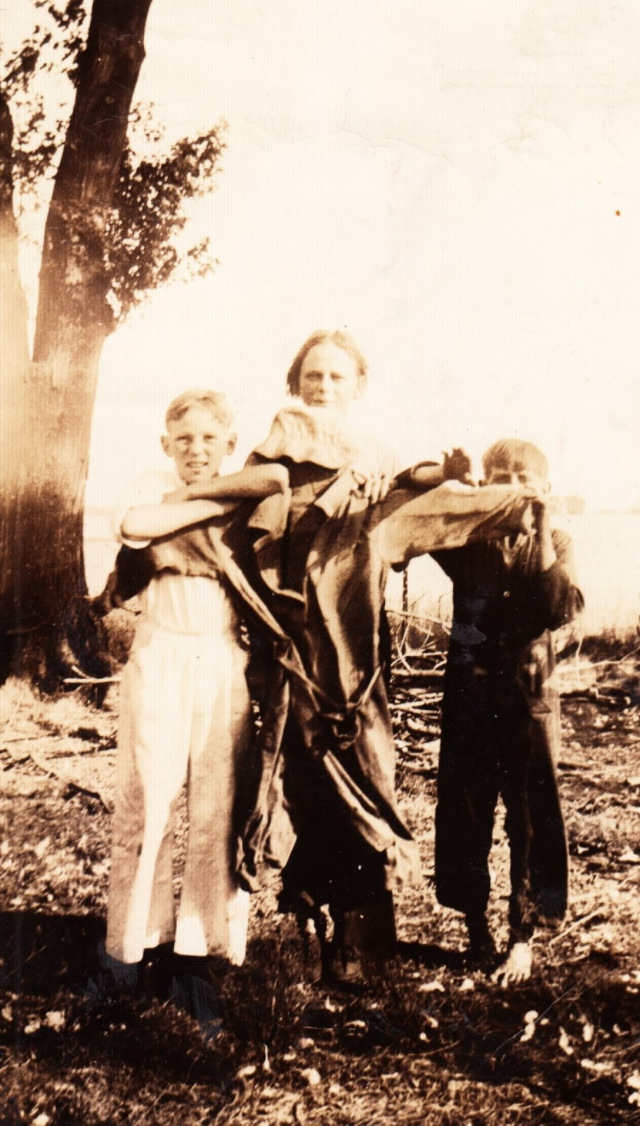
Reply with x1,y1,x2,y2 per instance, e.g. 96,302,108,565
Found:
397,938,466,971
0,912,637,1125
0,910,105,996
0,910,235,1105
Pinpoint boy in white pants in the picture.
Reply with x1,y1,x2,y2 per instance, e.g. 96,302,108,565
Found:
101,390,287,1023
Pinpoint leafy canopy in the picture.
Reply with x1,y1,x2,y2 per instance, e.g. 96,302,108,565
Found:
2,0,225,324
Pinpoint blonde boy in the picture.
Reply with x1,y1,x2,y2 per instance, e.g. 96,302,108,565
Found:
103,391,286,1013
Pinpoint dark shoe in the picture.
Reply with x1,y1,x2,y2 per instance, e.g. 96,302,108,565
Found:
140,943,175,1001
86,941,140,1002
322,952,368,992
170,956,225,1041
341,898,397,961
322,915,374,993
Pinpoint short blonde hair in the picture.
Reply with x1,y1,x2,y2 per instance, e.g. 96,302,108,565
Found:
165,390,234,430
482,438,549,481
286,330,368,396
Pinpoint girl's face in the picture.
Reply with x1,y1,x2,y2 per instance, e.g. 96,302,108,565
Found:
297,341,364,415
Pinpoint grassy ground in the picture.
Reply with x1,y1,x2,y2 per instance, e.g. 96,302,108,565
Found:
0,639,639,1125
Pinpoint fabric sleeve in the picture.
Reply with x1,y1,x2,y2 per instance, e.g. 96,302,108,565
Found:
372,481,529,566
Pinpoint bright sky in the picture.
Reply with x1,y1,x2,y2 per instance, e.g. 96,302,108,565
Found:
6,1,640,510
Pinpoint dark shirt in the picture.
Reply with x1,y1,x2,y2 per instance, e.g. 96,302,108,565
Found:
433,528,584,710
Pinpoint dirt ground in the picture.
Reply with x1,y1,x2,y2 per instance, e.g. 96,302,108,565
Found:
0,643,639,1125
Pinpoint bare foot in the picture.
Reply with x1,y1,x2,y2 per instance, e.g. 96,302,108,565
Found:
492,941,532,986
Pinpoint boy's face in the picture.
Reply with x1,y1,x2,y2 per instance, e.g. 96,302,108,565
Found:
297,341,365,415
161,406,236,484
484,461,549,496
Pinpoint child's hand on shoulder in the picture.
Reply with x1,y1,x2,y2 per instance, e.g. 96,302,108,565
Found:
351,466,394,505
350,444,396,505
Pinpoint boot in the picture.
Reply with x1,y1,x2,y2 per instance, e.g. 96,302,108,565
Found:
325,893,396,990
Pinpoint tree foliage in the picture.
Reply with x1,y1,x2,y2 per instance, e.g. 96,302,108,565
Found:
107,123,225,321
4,2,88,194
3,0,225,322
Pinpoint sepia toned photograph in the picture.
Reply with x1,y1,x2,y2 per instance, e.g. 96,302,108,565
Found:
0,2,639,1122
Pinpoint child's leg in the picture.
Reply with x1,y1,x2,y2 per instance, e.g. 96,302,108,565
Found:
294,904,332,980
330,888,396,976
324,839,397,989
494,712,568,987
465,911,497,964
175,637,252,964
494,714,537,986
106,623,191,965
435,711,499,958
527,711,568,924
162,635,251,1038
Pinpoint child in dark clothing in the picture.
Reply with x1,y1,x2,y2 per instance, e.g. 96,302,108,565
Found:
428,439,584,985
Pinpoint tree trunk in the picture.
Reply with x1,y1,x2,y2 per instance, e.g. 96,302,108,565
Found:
0,0,154,688
34,0,154,367
0,91,29,388
0,91,34,673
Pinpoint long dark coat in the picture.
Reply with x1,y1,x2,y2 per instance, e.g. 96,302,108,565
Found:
112,467,531,926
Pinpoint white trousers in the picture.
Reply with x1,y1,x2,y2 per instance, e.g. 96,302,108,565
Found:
106,619,252,965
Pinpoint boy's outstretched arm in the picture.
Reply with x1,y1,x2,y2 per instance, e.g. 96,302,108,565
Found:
395,449,475,490
166,463,290,504
121,498,238,542
394,461,442,489
121,464,290,542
